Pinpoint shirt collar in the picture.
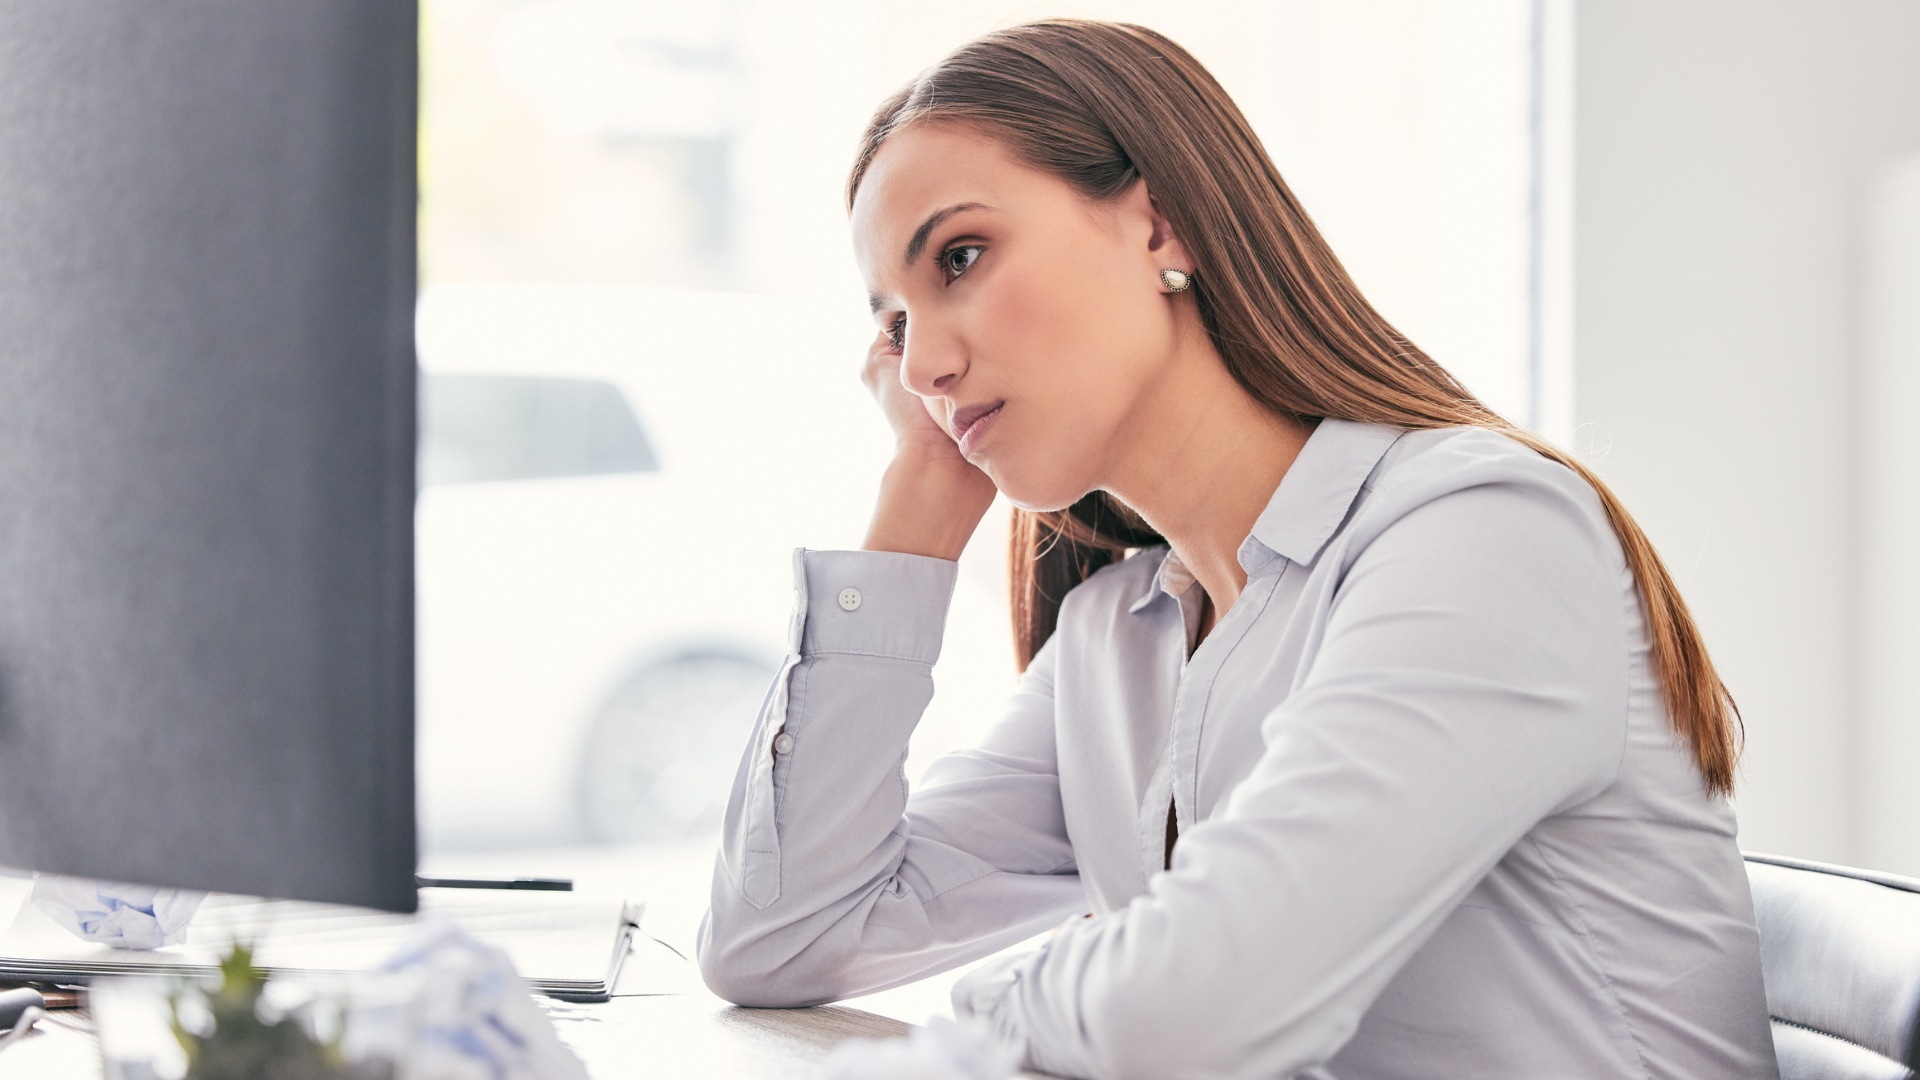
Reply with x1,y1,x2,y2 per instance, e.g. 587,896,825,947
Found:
1129,546,1193,615
1126,419,1402,614
1244,419,1403,570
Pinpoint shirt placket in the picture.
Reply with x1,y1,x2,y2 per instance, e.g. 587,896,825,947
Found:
1136,553,1290,882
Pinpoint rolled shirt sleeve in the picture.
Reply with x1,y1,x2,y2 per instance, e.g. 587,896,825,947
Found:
699,548,1088,1007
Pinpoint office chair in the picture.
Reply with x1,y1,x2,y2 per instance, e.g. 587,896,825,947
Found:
1746,852,1920,1080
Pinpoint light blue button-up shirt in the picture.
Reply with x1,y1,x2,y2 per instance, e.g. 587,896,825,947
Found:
700,420,1778,1080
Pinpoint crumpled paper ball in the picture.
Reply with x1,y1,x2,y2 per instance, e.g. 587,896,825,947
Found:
30,874,205,950
341,917,590,1080
818,1016,1019,1080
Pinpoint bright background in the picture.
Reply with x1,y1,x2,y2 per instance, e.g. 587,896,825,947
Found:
415,0,1546,844
412,0,1920,1020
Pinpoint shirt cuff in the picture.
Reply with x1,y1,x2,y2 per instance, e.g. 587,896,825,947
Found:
790,548,958,664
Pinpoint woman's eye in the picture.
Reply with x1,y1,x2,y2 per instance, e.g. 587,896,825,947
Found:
885,315,906,351
941,245,983,281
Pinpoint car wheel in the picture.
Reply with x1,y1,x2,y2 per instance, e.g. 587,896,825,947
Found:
579,651,776,843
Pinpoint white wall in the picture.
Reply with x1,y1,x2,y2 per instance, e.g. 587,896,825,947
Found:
1247,0,1538,426
1574,1,1920,866
1860,154,1920,876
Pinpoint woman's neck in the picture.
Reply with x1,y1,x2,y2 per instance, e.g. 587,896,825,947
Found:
1104,329,1313,626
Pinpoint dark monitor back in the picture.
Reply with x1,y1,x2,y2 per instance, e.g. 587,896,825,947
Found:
0,2,418,911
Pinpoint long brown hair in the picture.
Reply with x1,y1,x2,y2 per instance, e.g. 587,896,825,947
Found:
847,20,1740,794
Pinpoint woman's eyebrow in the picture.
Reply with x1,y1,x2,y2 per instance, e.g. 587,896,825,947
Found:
903,202,993,267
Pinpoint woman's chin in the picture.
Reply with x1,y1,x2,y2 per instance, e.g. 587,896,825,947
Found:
993,473,1095,515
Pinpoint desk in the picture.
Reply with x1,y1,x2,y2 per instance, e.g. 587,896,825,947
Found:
0,848,1054,1078
1,989,1054,1078
1,929,1053,1077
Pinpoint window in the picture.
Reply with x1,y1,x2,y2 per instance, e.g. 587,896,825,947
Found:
414,0,1546,882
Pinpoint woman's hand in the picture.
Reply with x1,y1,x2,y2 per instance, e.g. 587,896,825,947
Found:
861,331,999,562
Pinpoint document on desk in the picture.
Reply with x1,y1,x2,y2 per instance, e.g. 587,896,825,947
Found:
0,888,642,1002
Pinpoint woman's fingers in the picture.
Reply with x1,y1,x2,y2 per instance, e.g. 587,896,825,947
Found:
862,331,964,459
856,331,999,560
859,331,894,395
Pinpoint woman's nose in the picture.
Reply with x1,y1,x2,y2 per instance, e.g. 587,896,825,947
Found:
899,327,963,397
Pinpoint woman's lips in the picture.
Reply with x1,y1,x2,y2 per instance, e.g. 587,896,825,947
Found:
952,401,1004,459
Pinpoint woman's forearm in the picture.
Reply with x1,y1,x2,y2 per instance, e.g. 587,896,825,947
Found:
863,450,998,562
698,549,1083,1007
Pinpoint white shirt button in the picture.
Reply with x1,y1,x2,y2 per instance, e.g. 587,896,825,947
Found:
837,588,862,611
773,732,795,755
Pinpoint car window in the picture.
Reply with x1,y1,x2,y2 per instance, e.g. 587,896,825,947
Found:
420,373,658,485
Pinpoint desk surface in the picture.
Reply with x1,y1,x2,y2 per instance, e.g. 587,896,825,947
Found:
0,849,1054,1078
0,926,1048,1077
2,990,1055,1079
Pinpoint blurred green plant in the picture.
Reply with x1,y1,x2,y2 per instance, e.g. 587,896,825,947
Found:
169,941,389,1080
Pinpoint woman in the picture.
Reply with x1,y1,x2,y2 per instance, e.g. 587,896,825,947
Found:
699,20,1777,1080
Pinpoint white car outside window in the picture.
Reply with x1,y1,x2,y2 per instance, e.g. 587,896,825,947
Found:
414,285,1018,855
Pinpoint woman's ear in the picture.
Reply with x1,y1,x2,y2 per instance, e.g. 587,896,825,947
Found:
1146,196,1178,255
1121,178,1192,278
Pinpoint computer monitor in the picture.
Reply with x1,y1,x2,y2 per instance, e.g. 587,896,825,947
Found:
0,2,419,911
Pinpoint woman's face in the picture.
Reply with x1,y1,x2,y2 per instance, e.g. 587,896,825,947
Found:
852,122,1191,512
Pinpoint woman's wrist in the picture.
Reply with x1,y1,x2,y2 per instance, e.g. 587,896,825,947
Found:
862,449,997,562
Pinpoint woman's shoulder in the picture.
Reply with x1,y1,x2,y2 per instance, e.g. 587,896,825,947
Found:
1349,424,1622,566
1366,425,1605,519
1375,424,1577,484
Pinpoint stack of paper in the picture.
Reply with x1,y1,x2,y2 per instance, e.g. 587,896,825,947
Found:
0,888,641,1002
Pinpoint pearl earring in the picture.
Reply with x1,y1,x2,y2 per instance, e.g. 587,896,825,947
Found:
1160,268,1191,292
